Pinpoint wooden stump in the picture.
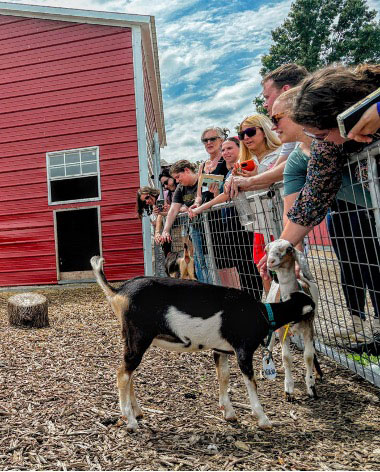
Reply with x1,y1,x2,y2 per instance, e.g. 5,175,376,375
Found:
8,292,49,328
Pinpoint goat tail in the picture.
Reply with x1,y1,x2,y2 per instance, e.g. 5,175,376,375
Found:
90,256,116,299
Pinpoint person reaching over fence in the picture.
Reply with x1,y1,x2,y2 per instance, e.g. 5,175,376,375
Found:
225,114,281,294
160,160,211,283
257,63,380,337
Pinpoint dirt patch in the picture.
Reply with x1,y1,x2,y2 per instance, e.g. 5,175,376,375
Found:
0,285,379,470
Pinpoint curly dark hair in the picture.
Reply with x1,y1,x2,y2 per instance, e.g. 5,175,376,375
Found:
136,186,160,219
291,63,380,130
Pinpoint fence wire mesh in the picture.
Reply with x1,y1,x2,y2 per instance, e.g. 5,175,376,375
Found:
154,140,380,387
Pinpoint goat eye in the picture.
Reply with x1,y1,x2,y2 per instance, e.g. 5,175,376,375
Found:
286,246,293,254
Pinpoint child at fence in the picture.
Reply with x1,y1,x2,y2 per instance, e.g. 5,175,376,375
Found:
160,160,212,283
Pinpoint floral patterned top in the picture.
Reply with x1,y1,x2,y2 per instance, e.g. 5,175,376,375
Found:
287,139,376,227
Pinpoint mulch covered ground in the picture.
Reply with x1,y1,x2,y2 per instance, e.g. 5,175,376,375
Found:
0,284,379,471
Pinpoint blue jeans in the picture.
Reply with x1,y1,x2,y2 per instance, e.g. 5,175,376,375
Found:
189,224,212,284
327,200,380,320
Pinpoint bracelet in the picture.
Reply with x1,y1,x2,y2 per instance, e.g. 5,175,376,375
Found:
377,101,380,117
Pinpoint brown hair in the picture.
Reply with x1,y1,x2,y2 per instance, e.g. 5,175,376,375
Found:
136,186,160,219
262,63,308,89
291,64,380,130
169,159,197,175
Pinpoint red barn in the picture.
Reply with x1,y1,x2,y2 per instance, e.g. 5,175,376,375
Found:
0,2,165,286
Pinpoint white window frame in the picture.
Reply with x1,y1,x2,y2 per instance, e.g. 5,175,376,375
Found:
46,146,101,205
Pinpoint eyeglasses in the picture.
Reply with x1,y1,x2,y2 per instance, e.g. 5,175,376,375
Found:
201,136,219,144
303,128,330,141
271,112,286,126
238,127,260,140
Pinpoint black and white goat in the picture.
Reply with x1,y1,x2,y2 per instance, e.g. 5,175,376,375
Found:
90,255,315,432
265,239,321,400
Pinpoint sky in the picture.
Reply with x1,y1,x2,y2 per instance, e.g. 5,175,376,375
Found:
3,0,380,164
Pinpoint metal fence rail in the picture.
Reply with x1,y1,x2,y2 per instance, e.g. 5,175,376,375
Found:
154,140,380,387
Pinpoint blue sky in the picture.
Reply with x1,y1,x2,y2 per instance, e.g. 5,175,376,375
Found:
4,0,380,163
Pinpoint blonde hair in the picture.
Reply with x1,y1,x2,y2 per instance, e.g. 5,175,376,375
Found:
273,86,300,112
238,114,281,162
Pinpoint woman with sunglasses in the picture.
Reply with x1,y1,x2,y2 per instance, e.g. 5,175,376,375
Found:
159,168,177,206
194,127,229,208
136,186,163,245
231,114,281,293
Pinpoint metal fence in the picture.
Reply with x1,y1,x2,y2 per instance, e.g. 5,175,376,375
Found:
154,140,380,387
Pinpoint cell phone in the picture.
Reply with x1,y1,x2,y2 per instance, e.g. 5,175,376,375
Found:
240,159,256,171
156,199,165,211
337,87,380,138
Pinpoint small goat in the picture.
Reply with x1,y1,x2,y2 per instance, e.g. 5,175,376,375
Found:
162,241,196,280
265,239,321,400
91,255,315,431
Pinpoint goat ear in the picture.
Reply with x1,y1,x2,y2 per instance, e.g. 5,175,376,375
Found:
286,245,294,254
293,249,315,282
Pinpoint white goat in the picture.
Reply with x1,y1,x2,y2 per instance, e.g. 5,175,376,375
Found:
265,239,322,400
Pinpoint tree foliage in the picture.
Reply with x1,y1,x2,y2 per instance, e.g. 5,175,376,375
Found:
260,0,380,76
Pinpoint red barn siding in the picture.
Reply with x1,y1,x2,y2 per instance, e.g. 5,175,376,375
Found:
0,15,145,286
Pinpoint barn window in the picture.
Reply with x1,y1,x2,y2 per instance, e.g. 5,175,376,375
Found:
47,147,101,204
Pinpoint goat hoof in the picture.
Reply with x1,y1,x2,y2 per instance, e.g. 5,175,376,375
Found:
285,392,294,402
126,422,138,432
309,386,318,399
225,414,237,422
258,419,272,430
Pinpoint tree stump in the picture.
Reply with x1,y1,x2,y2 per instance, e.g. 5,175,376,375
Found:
8,292,49,328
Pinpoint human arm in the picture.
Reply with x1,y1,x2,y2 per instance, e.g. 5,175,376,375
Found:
347,102,380,143
225,160,286,197
286,140,344,228
154,214,163,244
160,202,182,242
188,192,228,218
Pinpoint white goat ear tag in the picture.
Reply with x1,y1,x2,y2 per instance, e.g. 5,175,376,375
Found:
262,355,277,380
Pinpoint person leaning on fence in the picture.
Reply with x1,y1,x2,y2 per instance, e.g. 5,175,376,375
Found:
136,186,163,246
243,63,309,191
158,168,177,208
160,160,212,283
188,137,263,296
258,63,380,337
195,126,229,205
226,113,281,294
270,87,313,247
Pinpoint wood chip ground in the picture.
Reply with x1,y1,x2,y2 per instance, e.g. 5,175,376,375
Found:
0,285,379,470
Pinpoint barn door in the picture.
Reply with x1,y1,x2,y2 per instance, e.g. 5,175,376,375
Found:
55,207,101,281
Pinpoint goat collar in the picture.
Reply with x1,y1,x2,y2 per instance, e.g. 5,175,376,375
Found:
262,303,276,349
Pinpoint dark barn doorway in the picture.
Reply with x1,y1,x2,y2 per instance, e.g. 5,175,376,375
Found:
55,207,100,280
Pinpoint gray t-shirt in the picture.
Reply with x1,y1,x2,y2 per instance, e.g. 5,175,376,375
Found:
172,181,198,207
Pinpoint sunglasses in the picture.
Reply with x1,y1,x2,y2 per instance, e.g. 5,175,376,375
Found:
201,136,219,144
271,112,286,126
238,127,260,140
160,178,170,187
303,128,329,141
141,194,152,202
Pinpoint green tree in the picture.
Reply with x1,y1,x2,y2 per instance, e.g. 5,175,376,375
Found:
260,0,380,76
